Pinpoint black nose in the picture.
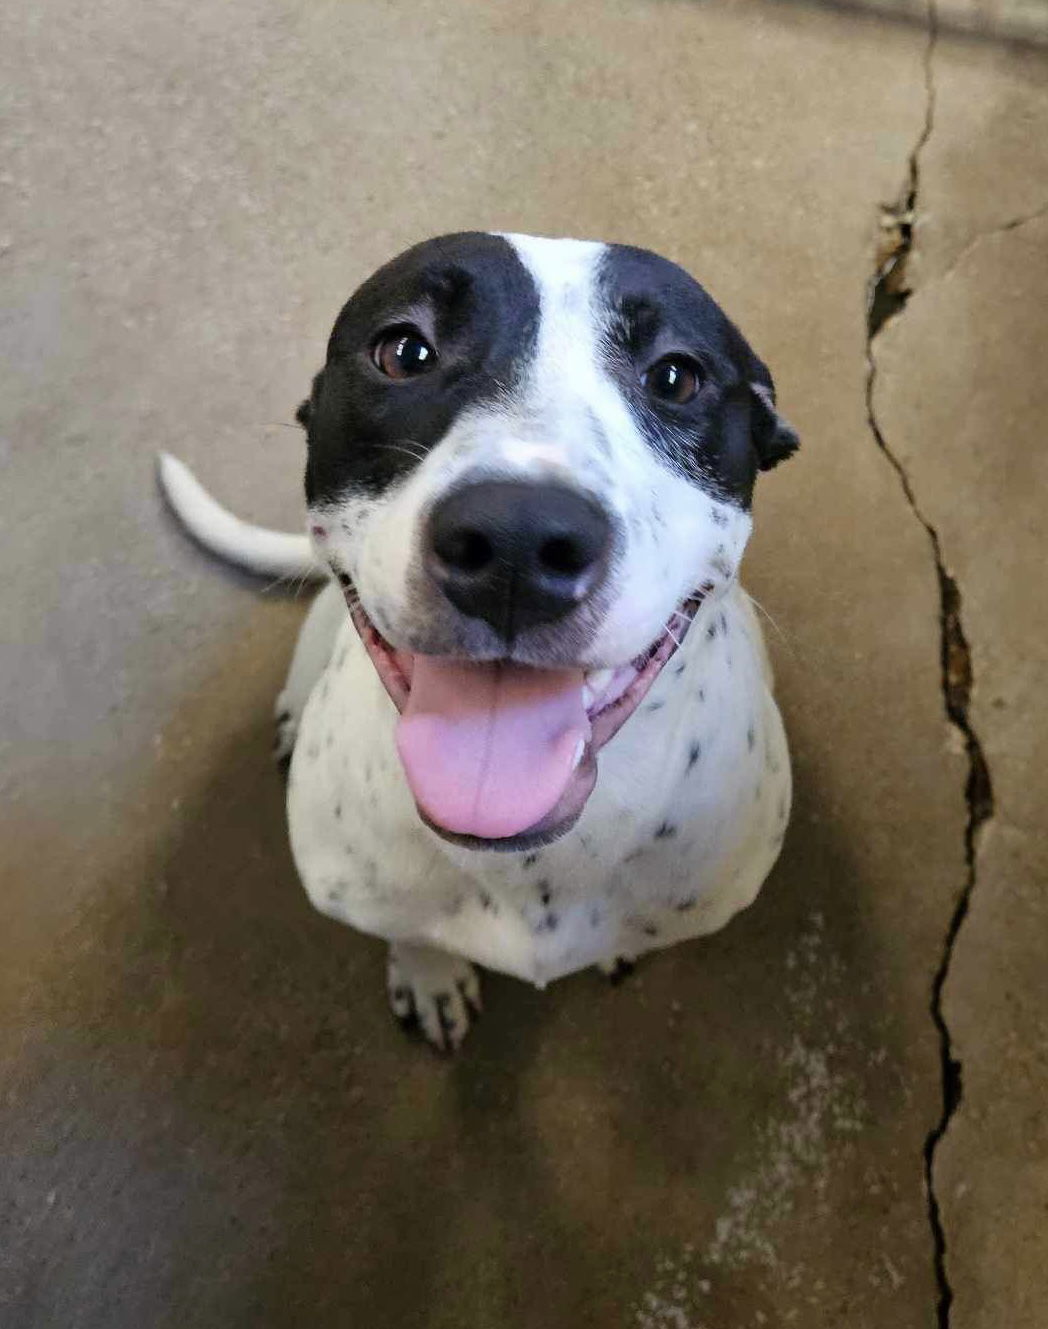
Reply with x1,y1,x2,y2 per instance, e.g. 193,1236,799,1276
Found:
426,480,613,635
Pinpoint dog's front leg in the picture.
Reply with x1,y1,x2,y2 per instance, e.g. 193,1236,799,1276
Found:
387,942,482,1053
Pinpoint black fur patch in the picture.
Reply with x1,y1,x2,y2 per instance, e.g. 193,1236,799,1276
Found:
596,245,797,507
303,233,541,503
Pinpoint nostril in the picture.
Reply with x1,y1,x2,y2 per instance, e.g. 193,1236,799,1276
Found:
437,528,493,573
539,535,590,577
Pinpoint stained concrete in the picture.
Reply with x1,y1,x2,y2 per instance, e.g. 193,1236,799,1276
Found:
0,1,1042,1325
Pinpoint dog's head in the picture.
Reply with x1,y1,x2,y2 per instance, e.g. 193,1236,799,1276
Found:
299,233,797,851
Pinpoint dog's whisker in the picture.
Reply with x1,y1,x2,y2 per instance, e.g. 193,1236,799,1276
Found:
742,590,795,654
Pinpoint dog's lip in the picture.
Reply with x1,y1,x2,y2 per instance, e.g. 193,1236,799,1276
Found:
345,589,706,849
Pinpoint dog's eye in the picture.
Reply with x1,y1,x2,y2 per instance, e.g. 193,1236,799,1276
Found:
372,328,438,380
642,355,701,405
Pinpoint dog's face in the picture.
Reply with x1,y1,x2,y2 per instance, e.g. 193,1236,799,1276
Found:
300,233,797,850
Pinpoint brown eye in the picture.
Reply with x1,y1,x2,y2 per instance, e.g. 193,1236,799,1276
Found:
643,355,701,405
372,327,438,379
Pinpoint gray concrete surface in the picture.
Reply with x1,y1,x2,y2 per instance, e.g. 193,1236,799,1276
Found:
0,1,1044,1325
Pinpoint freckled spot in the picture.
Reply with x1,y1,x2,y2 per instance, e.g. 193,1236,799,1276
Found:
706,623,717,641
646,700,665,713
676,896,697,912
700,580,715,595
334,802,342,820
654,822,677,840
642,923,659,938
536,912,559,934
336,571,351,587
675,662,686,676
479,889,494,912
326,888,342,904
522,852,540,869
747,725,756,751
710,505,728,528
719,612,728,636
698,688,706,703
687,741,702,773
537,880,553,906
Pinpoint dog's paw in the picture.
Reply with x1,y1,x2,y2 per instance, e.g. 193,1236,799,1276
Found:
273,693,298,767
387,943,482,1053
597,954,638,985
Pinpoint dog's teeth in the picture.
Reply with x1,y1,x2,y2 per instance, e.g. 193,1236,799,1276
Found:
572,738,586,770
584,669,612,708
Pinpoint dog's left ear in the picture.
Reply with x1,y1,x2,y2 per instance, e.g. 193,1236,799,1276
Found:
295,371,324,433
748,375,799,472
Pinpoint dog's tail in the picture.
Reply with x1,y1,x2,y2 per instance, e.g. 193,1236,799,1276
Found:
157,453,326,583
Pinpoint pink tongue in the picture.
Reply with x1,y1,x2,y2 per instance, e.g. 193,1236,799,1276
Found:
396,657,589,839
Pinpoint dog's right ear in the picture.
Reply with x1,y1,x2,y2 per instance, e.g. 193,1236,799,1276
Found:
749,380,799,472
295,371,324,433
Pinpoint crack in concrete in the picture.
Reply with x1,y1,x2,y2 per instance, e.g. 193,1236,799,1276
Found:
937,199,1048,284
863,3,995,1324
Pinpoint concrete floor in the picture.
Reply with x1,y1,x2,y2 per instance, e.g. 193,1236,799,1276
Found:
1,1,1045,1325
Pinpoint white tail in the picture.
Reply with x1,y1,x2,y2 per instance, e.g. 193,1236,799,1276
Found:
157,453,325,583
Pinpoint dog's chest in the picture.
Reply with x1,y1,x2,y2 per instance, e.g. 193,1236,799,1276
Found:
287,591,789,984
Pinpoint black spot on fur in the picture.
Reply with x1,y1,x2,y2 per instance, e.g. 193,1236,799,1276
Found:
719,611,728,636
334,802,342,820
687,741,702,773
646,700,665,713
537,880,553,906
698,687,706,702
676,896,698,911
747,725,756,751
336,571,351,587
642,923,659,938
521,852,540,869
706,622,717,641
710,505,728,527
606,957,635,985
675,662,686,676
654,822,678,840
478,889,496,913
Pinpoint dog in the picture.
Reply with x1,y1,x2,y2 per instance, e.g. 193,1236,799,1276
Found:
159,232,798,1051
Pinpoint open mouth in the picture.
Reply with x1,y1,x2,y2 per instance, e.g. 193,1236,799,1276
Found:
345,592,705,852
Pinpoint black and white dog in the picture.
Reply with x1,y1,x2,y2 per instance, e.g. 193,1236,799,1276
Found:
160,232,798,1050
